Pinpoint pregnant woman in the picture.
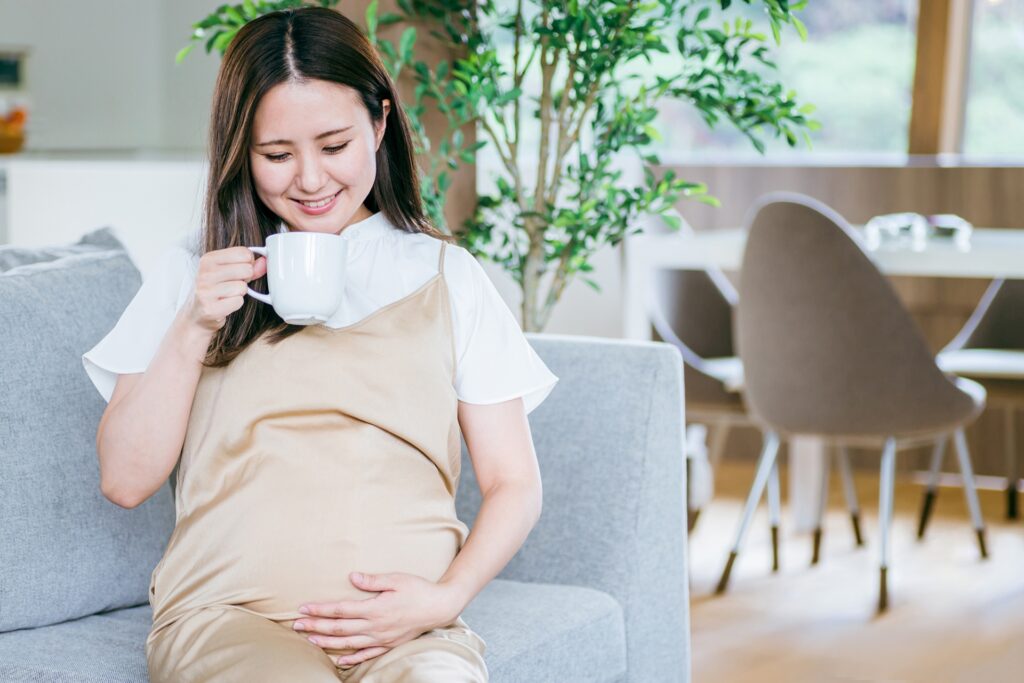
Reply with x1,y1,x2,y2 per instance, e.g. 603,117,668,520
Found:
83,7,557,682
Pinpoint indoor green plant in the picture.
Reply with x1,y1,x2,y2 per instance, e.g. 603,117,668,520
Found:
180,0,817,331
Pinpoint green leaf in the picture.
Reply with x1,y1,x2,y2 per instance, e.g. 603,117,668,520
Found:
196,16,222,29
695,194,721,207
365,0,378,37
205,31,221,53
213,29,236,53
399,27,416,63
438,172,452,192
224,6,245,25
662,213,682,230
792,16,808,41
175,43,195,64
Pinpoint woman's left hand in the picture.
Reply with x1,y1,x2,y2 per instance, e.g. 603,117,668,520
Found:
294,572,464,667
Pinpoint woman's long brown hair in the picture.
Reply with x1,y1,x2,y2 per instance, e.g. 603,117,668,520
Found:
199,6,452,367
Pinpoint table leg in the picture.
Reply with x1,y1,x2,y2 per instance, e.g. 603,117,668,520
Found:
621,237,652,341
789,435,827,533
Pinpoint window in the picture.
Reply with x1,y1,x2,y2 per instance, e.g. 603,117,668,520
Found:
963,0,1024,158
656,0,919,160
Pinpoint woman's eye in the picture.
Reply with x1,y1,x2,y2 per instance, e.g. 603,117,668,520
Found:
264,143,348,163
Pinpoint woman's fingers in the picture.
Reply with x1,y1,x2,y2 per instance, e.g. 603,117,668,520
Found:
295,617,372,637
305,634,378,651
252,256,267,279
334,646,390,667
299,598,376,620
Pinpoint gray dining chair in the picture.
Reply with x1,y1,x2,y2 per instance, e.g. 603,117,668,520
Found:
718,192,989,613
649,268,779,549
921,278,1024,531
651,253,865,565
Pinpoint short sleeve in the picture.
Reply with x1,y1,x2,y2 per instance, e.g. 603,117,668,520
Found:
447,246,559,415
81,247,195,403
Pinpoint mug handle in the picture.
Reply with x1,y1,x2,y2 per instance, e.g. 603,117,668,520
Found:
245,246,272,304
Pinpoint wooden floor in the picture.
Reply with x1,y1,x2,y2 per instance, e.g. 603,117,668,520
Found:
688,460,1024,683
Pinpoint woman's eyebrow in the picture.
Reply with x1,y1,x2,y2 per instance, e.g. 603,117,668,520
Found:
254,126,353,147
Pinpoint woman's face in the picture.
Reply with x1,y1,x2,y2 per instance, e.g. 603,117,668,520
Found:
249,79,390,234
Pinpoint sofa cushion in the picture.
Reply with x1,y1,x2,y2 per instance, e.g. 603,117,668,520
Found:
0,580,625,683
0,226,124,271
464,580,627,683
0,235,176,633
0,605,151,682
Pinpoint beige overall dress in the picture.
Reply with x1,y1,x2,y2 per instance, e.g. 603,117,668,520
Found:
145,241,488,682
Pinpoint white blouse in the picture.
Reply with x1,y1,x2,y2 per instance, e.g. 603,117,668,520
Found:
82,211,559,415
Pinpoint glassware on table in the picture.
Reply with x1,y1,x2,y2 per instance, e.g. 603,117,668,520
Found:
863,212,973,253
864,212,930,252
927,214,973,251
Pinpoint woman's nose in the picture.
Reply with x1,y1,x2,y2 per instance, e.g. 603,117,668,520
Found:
296,154,329,195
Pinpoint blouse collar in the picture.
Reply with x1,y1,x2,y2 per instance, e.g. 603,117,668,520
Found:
277,211,394,241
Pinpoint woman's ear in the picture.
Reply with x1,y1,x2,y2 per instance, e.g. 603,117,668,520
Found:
375,99,391,150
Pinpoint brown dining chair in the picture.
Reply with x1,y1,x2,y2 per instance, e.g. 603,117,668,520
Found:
651,254,866,565
920,278,1024,532
718,192,989,613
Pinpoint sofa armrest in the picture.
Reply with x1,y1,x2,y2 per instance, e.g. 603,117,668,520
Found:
456,334,690,683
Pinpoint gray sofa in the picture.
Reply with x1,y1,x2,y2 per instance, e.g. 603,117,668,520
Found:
0,228,691,682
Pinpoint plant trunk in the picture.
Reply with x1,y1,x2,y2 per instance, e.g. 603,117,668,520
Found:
520,227,547,332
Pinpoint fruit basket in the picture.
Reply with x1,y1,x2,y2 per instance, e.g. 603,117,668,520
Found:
0,106,26,154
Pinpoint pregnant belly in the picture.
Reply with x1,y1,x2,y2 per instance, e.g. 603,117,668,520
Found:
150,448,468,630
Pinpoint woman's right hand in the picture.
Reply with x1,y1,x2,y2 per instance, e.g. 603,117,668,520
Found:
185,247,268,333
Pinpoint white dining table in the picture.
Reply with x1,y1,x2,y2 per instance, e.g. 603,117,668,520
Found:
622,226,1024,531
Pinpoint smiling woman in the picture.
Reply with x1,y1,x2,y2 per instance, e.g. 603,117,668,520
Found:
249,82,389,227
83,5,557,683
199,5,436,371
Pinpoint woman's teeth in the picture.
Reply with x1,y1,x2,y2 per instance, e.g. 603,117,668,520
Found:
298,191,339,208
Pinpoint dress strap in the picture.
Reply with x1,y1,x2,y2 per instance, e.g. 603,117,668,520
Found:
437,241,448,274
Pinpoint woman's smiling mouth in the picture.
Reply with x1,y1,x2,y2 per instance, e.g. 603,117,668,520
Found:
292,188,343,214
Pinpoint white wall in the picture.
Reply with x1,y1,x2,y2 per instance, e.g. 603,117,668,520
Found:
6,157,206,278
158,0,223,150
0,0,220,151
0,0,164,150
483,246,623,338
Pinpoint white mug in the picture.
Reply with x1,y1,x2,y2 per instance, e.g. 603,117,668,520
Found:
245,231,348,326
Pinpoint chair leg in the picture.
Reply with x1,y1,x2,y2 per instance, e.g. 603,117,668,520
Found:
708,422,730,467
686,457,699,533
878,437,897,613
952,429,989,560
811,446,831,566
1005,409,1018,521
767,457,782,573
715,431,781,595
837,446,864,546
917,437,946,540
687,507,701,533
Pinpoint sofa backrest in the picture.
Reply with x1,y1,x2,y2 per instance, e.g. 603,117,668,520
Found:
0,229,176,632
456,334,691,683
